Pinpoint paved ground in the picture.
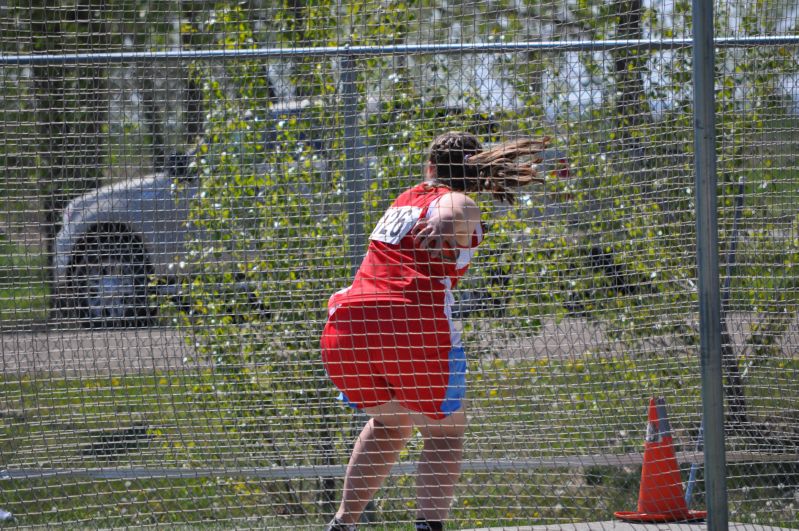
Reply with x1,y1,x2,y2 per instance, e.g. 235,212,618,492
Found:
1,311,797,375
0,317,623,375
0,326,199,375
0,317,612,375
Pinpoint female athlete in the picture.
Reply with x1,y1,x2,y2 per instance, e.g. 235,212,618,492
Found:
321,131,551,531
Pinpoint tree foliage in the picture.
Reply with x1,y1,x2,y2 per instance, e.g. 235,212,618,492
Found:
169,2,799,461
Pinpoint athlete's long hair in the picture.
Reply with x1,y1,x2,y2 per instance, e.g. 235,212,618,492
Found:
427,131,551,203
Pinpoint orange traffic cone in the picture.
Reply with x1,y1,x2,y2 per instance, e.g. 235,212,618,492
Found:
614,397,707,523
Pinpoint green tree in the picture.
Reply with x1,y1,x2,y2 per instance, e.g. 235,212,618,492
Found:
10,0,194,266
27,0,110,266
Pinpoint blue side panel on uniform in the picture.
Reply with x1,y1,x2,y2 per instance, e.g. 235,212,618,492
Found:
338,392,360,410
440,346,467,415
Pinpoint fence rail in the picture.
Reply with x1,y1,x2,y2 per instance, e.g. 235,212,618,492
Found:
3,36,799,66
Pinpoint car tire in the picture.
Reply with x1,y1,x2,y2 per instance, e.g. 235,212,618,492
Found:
67,231,155,328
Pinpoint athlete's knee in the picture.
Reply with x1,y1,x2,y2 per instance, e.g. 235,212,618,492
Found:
417,409,468,439
424,424,466,444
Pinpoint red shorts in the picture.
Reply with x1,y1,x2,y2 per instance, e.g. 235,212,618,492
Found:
320,302,466,420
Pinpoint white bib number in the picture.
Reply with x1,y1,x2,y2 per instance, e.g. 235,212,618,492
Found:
369,206,423,245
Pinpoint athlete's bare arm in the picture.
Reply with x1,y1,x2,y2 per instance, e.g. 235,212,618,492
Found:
411,192,482,254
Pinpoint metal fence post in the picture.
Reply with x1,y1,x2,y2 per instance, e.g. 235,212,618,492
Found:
341,52,366,277
691,0,729,529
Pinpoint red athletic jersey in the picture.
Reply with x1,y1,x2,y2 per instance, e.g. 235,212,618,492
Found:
329,183,484,310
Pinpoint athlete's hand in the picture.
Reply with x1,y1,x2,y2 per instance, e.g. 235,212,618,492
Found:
411,217,458,262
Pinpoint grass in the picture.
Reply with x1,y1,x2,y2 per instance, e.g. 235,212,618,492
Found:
0,234,49,325
0,353,796,528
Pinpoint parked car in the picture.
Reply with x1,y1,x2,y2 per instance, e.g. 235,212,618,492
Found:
53,153,199,327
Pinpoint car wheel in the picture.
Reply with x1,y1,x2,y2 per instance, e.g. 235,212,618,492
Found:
68,232,155,328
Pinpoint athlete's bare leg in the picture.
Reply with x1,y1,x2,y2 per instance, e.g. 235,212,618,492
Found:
334,403,414,525
334,402,467,526
414,408,467,523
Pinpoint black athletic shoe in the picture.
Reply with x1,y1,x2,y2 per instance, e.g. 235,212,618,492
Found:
325,517,356,531
415,518,443,531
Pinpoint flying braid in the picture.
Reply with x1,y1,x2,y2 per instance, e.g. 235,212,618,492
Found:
428,131,551,203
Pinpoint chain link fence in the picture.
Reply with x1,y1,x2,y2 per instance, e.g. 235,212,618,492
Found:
0,0,797,528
